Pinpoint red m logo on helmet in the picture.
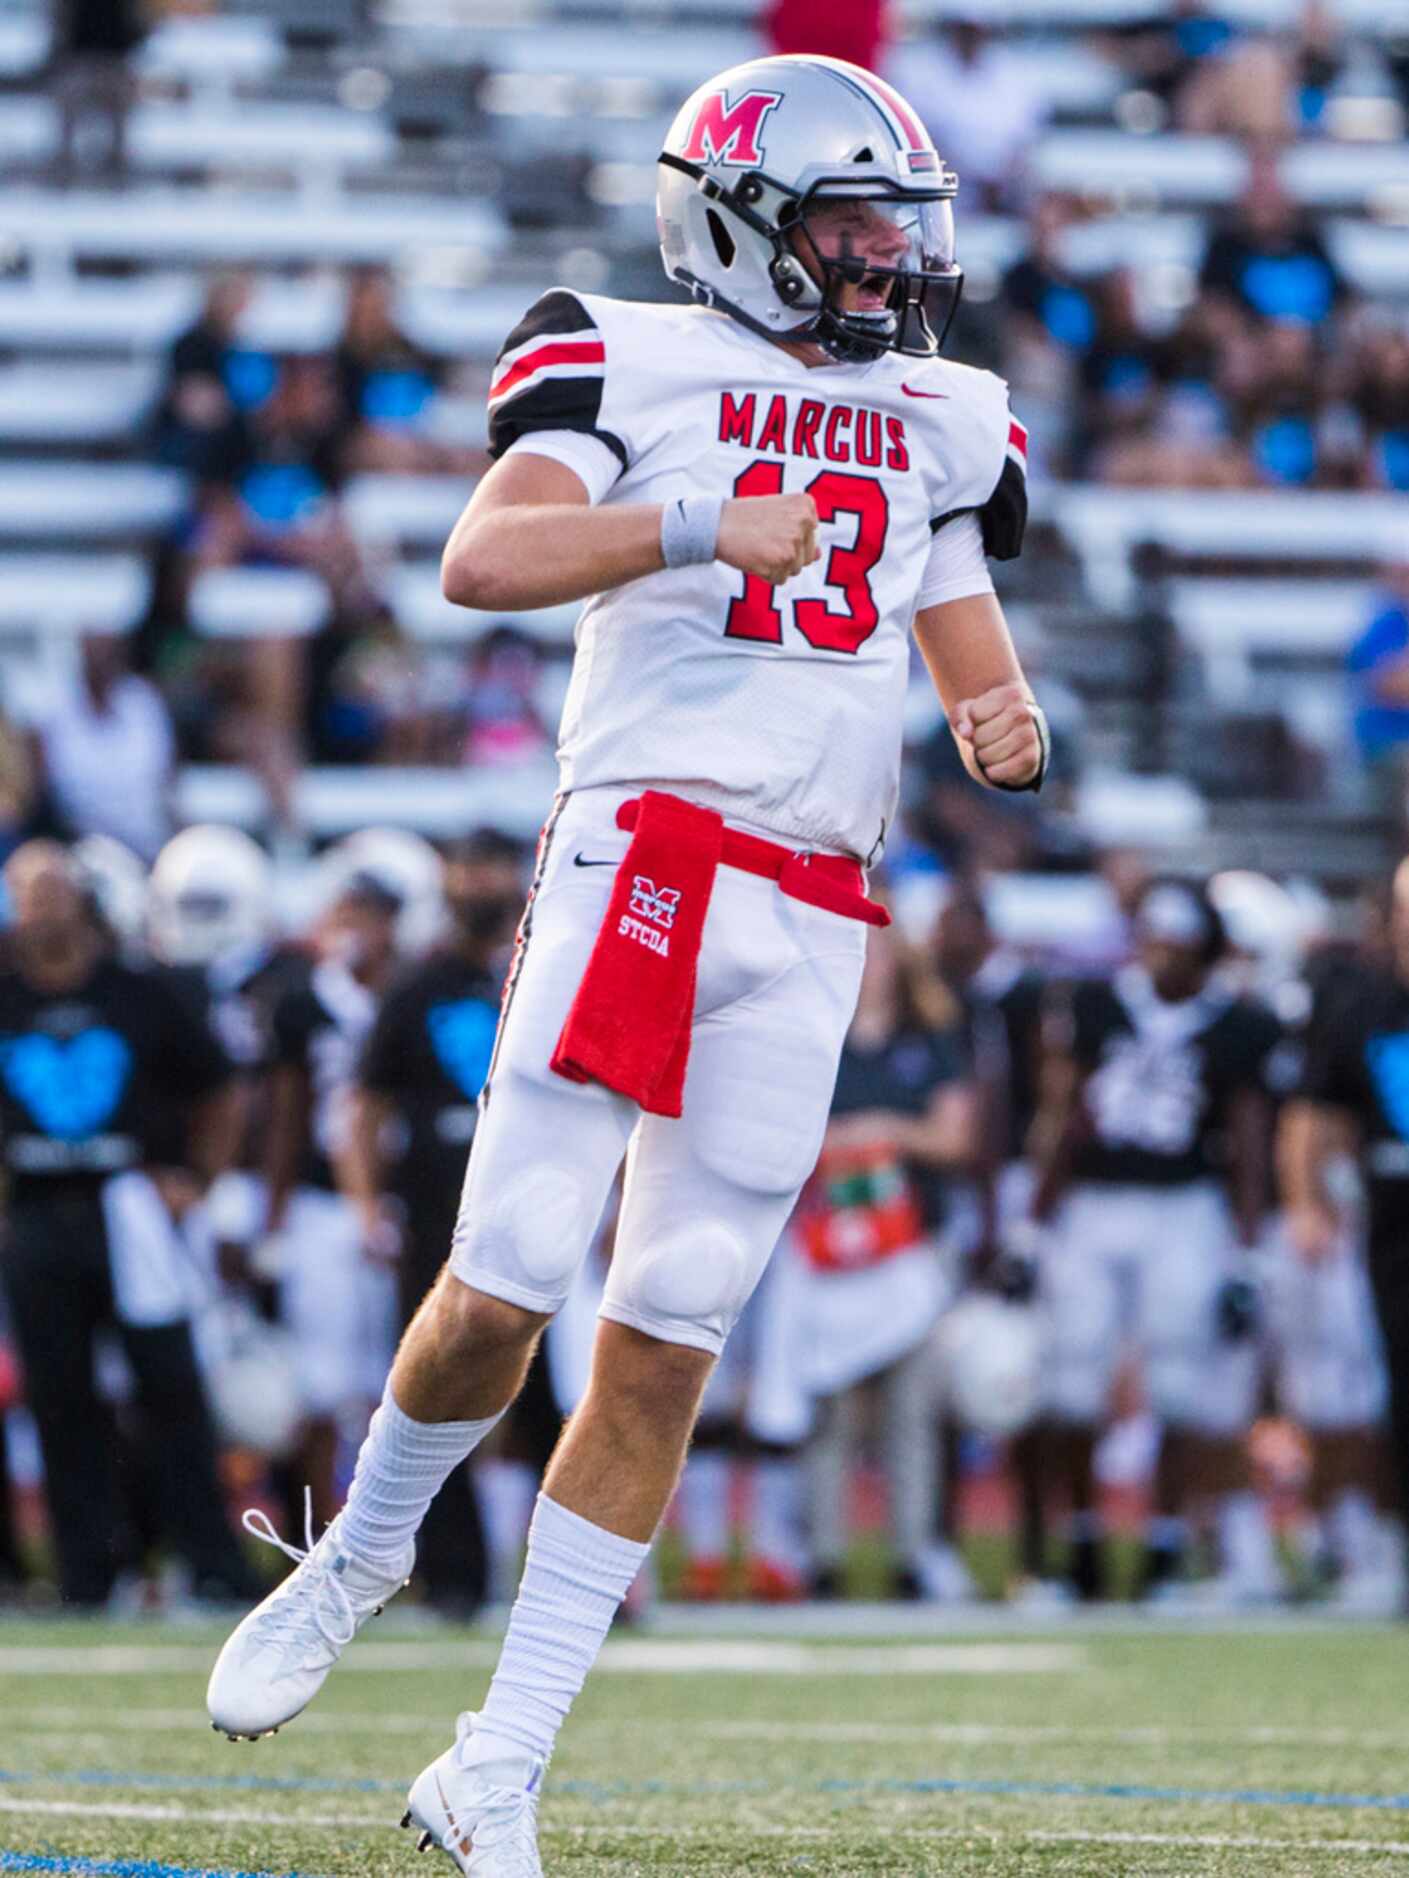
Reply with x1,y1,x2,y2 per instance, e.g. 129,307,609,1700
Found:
680,88,783,167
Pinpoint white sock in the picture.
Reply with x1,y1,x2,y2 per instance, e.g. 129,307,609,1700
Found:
337,1387,503,1574
478,1458,538,1600
675,1450,731,1561
1329,1489,1378,1577
751,1455,806,1572
1217,1490,1278,1588
477,1495,649,1761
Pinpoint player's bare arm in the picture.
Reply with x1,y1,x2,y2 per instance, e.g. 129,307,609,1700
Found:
442,451,820,612
913,591,1047,790
1225,1082,1272,1249
1278,1096,1357,1259
1027,1028,1088,1222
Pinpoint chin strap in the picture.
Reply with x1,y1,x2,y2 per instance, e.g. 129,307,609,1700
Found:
988,700,1051,795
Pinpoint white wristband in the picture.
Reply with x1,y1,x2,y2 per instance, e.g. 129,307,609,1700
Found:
661,495,724,569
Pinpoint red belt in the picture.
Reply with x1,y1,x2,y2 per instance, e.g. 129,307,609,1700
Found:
616,799,889,928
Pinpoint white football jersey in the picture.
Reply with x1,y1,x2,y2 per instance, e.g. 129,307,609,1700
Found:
487,290,1027,862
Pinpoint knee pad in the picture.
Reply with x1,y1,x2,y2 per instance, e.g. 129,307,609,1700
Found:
454,1161,592,1295
607,1222,752,1348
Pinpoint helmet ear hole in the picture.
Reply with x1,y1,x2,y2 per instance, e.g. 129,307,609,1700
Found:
706,208,736,269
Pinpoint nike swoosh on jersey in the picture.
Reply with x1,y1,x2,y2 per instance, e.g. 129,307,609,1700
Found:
573,852,618,867
900,384,948,399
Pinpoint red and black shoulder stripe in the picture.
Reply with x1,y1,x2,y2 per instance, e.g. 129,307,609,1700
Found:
487,290,626,467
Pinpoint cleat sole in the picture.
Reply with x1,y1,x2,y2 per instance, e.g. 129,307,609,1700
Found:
400,1811,412,1829
416,1830,433,1853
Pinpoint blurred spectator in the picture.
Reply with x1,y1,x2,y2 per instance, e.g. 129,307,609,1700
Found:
1199,153,1347,328
765,0,887,75
336,269,447,474
1099,1,1237,118
152,274,260,487
896,16,1048,212
30,633,175,863
1179,32,1297,138
460,627,550,768
239,355,348,556
51,0,146,188
1347,551,1409,833
1353,322,1409,494
307,603,422,767
1000,195,1096,471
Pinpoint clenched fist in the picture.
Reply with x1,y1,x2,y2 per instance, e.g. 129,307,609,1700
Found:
716,492,820,586
953,682,1047,790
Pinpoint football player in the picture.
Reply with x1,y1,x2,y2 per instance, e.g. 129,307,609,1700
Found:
260,868,404,1525
1280,869,1409,1609
1028,878,1282,1604
209,55,1046,1871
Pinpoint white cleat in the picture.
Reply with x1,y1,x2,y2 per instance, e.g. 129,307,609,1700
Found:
207,1492,413,1740
402,1712,545,1876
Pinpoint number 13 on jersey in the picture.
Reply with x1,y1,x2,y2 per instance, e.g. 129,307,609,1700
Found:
724,461,890,656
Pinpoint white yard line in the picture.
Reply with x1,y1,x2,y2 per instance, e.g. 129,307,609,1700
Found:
0,1640,1081,1678
0,1795,1406,1859
9,1707,1409,1754
0,1795,393,1831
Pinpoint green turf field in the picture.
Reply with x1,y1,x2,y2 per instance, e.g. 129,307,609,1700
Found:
0,1615,1408,1875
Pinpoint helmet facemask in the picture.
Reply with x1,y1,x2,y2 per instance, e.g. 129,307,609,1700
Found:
784,186,964,363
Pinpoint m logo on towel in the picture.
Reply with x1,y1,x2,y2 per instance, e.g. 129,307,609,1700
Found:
629,877,681,930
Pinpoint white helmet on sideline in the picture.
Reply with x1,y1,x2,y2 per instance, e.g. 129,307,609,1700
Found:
149,825,274,968
937,1292,1042,1437
316,828,445,956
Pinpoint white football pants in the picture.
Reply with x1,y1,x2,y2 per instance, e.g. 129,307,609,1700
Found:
449,786,868,1356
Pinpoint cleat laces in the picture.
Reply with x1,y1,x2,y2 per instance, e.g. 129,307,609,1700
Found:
240,1488,357,1662
456,1784,541,1877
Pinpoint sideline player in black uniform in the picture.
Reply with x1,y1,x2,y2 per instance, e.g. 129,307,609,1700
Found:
933,886,1046,1588
343,829,524,1614
1286,856,1409,1576
0,840,250,1605
1029,878,1280,1602
265,871,402,1525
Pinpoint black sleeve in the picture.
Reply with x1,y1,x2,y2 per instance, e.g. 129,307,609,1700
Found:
359,987,415,1094
1298,1023,1364,1112
487,290,627,469
1224,1002,1283,1091
980,453,1027,561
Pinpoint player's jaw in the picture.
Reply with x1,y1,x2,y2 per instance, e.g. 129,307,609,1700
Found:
789,205,909,320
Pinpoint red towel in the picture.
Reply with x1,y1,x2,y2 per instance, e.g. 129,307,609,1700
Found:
550,790,724,1118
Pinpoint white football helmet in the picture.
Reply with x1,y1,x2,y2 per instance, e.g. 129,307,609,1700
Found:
1209,870,1312,970
72,835,150,952
316,828,445,956
149,825,274,968
937,1292,1042,1437
658,54,962,363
